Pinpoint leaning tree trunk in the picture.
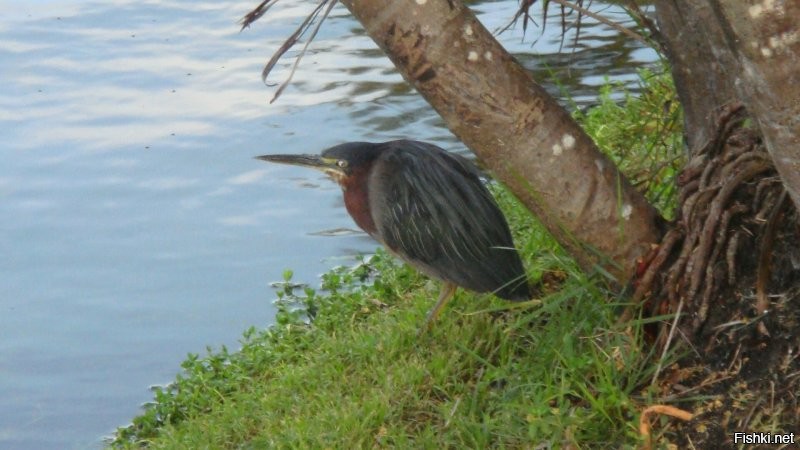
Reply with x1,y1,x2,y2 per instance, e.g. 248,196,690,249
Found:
338,0,664,285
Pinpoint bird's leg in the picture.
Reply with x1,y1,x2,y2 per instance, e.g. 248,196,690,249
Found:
419,282,457,334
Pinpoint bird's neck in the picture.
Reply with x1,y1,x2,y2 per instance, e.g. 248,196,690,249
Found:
340,171,378,237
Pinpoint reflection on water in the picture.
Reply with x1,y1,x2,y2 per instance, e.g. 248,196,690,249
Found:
0,1,656,448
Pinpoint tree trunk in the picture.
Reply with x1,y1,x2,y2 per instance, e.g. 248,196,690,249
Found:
713,0,800,212
654,0,800,212
652,0,739,150
338,0,663,284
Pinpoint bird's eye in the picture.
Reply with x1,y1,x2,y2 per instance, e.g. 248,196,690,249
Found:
336,160,348,168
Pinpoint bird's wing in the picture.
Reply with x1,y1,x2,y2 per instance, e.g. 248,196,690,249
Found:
368,140,528,299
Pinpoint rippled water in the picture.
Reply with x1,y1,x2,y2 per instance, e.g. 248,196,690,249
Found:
0,1,656,448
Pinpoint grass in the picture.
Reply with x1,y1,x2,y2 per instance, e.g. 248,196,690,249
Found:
110,69,683,449
575,68,684,218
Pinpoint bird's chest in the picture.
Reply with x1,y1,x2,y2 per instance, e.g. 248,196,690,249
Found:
341,176,378,237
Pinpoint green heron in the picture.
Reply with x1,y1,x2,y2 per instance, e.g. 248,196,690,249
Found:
257,140,531,329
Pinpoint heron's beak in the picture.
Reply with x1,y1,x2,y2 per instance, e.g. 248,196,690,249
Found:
256,154,346,180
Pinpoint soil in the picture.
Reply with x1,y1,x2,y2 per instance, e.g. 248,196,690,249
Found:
636,106,800,448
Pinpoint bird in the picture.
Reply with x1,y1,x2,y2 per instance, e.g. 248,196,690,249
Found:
257,139,531,330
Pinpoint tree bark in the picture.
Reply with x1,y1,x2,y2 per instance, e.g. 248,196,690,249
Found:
654,0,800,211
652,0,739,151
338,0,663,283
712,0,800,212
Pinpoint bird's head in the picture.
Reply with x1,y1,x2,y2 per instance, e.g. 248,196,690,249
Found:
256,142,382,185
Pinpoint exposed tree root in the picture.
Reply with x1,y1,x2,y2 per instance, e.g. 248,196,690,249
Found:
633,104,800,447
638,404,693,450
636,104,789,334
755,190,789,337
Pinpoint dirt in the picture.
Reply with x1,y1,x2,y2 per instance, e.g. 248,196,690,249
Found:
635,107,800,448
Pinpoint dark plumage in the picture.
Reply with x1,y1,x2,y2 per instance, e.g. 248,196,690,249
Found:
258,139,531,328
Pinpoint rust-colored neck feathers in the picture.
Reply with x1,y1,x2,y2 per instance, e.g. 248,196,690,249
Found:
338,166,377,236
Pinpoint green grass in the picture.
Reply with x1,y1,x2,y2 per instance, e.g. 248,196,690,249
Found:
575,68,684,217
110,69,683,449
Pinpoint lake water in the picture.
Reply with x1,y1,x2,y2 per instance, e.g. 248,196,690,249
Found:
0,1,657,448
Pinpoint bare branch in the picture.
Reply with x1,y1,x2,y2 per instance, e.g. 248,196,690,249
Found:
240,0,280,30
241,0,339,103
269,0,338,103
550,0,648,46
499,0,651,59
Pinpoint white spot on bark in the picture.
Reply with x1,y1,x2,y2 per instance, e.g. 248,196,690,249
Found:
761,46,773,57
467,51,479,61
621,204,633,221
786,31,800,46
463,24,473,36
749,0,782,17
768,31,800,51
595,159,605,173
561,134,576,150
416,0,427,4
484,51,493,61
552,144,562,156
769,36,780,48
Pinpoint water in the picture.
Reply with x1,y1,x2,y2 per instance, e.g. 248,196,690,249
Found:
0,1,657,448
